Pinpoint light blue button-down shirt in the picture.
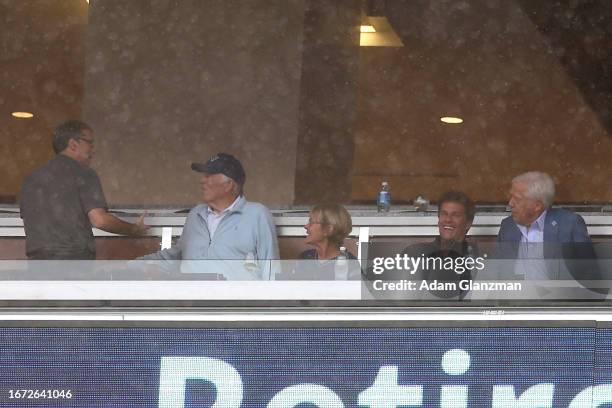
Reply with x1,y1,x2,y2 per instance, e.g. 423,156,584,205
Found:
140,196,279,280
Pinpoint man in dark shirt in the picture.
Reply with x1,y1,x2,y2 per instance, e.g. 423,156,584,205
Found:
402,190,478,299
20,120,148,259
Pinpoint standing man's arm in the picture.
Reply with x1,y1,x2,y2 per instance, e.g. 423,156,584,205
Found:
80,167,149,236
88,208,149,236
87,208,149,236
137,209,201,261
77,164,150,236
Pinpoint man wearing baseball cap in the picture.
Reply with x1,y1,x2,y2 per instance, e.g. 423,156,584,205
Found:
140,153,279,280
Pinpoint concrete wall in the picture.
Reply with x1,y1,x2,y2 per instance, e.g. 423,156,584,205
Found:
352,0,612,204
293,0,361,204
0,1,87,202
3,1,611,207
83,0,305,206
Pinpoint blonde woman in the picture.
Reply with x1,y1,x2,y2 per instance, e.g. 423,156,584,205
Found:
293,204,359,280
300,203,354,260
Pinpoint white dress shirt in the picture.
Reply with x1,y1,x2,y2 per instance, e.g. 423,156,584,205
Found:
206,195,241,238
516,210,547,279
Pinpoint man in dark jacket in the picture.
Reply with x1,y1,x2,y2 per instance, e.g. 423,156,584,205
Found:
497,171,604,297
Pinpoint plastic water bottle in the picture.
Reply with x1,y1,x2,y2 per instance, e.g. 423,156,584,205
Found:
334,246,348,280
377,181,391,212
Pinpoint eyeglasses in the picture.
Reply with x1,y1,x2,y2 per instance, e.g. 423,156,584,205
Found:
78,138,94,146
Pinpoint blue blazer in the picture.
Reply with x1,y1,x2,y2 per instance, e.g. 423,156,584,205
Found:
497,208,591,246
496,208,602,287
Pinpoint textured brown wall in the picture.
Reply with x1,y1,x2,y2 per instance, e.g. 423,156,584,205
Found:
0,1,87,201
352,0,612,204
83,0,305,206
3,1,611,207
293,0,361,204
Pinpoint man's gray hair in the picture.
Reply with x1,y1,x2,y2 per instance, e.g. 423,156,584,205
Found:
512,171,555,208
220,174,242,196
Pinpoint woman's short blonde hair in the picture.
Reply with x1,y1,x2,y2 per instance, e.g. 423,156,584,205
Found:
310,204,352,247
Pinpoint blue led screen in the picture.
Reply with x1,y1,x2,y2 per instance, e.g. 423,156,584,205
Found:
0,326,611,407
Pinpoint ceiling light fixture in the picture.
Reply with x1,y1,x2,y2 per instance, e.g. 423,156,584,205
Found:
440,116,463,124
360,17,403,47
11,112,34,119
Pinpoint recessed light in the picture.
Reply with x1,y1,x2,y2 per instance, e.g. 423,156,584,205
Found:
12,112,34,119
440,116,463,124
360,17,403,47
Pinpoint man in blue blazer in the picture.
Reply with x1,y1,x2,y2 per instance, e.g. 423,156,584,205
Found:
496,171,603,295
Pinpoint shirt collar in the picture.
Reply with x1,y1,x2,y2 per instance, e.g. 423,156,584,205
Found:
57,153,83,167
532,209,547,231
205,195,245,216
517,209,547,237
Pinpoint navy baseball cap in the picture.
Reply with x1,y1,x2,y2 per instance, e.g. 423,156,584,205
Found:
191,153,246,186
